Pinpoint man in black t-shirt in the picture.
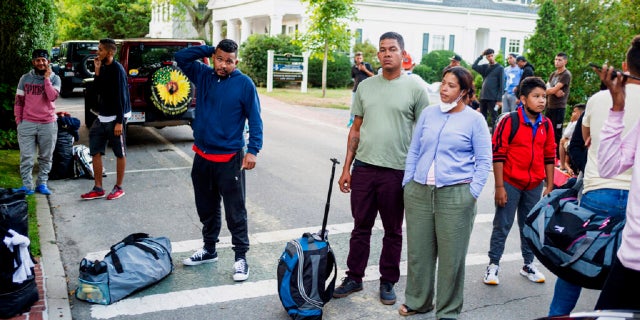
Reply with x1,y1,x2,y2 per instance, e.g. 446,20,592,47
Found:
348,52,374,127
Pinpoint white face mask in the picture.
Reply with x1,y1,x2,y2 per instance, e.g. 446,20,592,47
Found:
440,94,463,113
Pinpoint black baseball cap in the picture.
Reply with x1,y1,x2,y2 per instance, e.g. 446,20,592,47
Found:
32,49,49,59
450,54,461,62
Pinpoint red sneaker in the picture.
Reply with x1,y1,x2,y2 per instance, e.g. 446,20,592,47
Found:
107,185,125,200
81,187,105,200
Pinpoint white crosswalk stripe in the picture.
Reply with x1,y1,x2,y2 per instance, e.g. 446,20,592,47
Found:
87,216,514,319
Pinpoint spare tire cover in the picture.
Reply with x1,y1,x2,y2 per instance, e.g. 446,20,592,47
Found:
150,66,193,116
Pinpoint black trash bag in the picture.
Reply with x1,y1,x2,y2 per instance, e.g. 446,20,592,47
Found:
0,277,39,318
0,188,28,237
50,130,75,180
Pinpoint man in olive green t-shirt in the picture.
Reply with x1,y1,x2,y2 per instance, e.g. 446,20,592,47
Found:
334,31,430,305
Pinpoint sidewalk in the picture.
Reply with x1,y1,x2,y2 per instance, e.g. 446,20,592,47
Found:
9,193,72,320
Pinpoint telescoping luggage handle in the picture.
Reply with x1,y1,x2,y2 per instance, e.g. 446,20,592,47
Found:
319,158,340,241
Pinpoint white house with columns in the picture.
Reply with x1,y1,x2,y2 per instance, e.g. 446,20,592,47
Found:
150,0,538,64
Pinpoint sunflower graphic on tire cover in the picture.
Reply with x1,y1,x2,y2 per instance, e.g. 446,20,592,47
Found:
150,66,193,116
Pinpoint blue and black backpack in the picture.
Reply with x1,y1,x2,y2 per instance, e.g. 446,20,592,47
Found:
277,159,339,320
277,232,337,320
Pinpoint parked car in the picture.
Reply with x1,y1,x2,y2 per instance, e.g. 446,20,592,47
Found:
52,40,99,97
83,38,208,130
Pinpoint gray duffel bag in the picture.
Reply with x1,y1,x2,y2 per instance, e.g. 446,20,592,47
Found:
75,233,173,305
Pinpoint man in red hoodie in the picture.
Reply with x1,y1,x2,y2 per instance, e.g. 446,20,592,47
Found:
483,76,556,286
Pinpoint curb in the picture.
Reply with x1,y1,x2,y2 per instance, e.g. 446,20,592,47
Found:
36,193,73,320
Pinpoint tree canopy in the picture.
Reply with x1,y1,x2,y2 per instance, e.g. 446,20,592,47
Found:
527,0,640,112
56,0,151,41
298,0,358,97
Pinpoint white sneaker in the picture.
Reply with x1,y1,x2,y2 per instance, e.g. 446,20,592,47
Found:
483,263,500,285
233,258,250,282
520,263,546,283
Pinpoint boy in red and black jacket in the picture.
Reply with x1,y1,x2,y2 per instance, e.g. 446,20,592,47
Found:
483,76,556,286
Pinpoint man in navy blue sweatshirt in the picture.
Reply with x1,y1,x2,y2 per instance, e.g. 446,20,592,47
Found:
175,39,263,282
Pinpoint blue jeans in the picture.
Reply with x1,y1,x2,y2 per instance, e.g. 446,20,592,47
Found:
548,188,628,316
502,93,518,113
488,181,543,265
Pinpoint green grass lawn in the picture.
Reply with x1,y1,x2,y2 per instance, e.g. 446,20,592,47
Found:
0,149,40,256
257,87,351,110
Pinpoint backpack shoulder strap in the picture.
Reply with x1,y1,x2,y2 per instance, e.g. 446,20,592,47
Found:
508,111,519,144
543,115,550,132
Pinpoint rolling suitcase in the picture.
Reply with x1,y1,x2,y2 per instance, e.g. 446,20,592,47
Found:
277,158,340,320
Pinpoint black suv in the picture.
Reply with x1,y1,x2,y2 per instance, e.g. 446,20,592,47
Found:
53,40,99,97
84,38,207,129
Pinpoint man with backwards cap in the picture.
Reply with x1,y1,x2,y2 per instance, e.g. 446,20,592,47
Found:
13,49,61,195
443,54,462,73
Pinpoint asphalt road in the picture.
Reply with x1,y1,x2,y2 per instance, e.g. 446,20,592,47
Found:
46,93,601,320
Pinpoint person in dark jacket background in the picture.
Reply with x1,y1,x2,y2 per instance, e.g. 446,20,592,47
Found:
473,48,504,130
175,39,263,282
516,55,535,95
80,38,131,201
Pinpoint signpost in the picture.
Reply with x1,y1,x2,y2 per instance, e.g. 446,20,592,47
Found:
267,50,309,93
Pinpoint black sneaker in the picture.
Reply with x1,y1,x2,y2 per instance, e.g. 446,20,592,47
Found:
332,277,363,298
183,248,218,266
380,281,396,305
233,258,250,282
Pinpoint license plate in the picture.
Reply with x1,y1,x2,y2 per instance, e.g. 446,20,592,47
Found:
64,72,74,77
129,112,145,123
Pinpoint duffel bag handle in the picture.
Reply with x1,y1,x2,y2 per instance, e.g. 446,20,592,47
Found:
108,233,159,274
121,233,150,245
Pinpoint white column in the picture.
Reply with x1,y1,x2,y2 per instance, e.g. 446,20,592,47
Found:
213,20,223,44
241,17,251,43
270,14,282,36
298,15,309,34
227,19,238,43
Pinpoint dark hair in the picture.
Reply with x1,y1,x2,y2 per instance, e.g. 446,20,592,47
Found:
32,49,49,60
216,39,238,54
519,76,546,98
626,35,640,76
442,66,475,102
573,103,586,112
379,32,404,50
484,48,495,55
508,53,517,59
99,38,117,52
556,52,568,60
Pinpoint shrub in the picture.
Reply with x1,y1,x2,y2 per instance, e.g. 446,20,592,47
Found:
307,53,352,88
239,34,302,87
0,129,18,150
